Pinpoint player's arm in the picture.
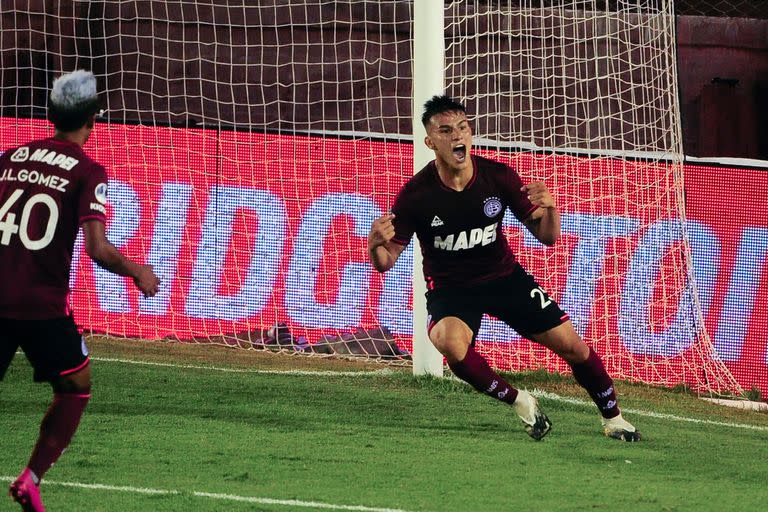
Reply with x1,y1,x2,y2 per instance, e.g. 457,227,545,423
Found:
521,182,561,246
368,213,406,272
82,219,160,297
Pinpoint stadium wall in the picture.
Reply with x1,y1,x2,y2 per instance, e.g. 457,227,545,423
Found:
3,4,767,157
677,16,768,159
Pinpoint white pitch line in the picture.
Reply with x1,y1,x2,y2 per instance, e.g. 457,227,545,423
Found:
445,374,768,433
0,476,413,512
192,491,412,511
531,389,768,432
92,356,394,377
93,356,768,432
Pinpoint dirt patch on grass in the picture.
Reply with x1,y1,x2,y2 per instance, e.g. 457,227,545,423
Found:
87,335,401,373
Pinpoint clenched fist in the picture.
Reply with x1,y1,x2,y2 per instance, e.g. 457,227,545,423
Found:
368,212,396,250
133,264,161,298
521,182,555,209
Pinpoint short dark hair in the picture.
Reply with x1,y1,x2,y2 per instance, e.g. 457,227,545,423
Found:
421,95,466,127
47,98,101,132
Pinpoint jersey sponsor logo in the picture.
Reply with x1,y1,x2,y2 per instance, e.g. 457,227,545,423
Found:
483,196,502,217
94,183,108,204
90,202,107,214
430,215,444,227
0,168,70,192
10,147,29,162
28,148,79,171
597,386,614,399
433,222,497,251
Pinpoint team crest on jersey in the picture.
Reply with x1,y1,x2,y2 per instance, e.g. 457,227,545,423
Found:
94,183,108,204
10,147,29,162
483,196,502,217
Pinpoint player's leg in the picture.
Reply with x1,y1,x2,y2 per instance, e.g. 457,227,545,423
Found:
26,364,92,480
10,317,92,511
9,365,91,512
0,319,20,381
529,320,640,442
0,319,47,512
493,266,639,441
428,298,551,440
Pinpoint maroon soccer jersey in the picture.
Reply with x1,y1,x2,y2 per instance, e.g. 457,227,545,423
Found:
0,138,108,319
391,155,537,289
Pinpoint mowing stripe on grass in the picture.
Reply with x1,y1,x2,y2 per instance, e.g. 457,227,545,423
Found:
0,476,414,512
91,355,768,433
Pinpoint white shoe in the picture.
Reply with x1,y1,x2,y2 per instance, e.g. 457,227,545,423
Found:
514,390,552,441
602,413,641,442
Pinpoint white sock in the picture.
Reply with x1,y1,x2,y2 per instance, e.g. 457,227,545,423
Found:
28,468,40,485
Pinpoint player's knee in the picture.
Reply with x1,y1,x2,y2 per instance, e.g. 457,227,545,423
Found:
52,377,91,394
559,340,589,364
52,365,92,394
429,330,471,362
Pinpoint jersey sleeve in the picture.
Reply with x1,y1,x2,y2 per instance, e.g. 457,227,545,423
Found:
389,186,415,247
502,164,538,221
77,163,109,225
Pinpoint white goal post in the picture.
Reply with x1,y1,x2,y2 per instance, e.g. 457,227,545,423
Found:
412,0,445,377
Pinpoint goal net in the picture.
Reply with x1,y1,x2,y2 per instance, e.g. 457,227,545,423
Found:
0,1,416,360
0,1,740,393
444,0,740,394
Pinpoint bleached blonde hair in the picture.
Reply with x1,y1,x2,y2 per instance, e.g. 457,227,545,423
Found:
48,70,101,131
50,70,98,108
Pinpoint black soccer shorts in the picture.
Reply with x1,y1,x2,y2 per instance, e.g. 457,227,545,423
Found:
0,315,90,382
425,264,569,343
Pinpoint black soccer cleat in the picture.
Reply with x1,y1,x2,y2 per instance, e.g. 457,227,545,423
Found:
606,429,641,442
514,390,552,441
602,414,641,442
525,410,553,441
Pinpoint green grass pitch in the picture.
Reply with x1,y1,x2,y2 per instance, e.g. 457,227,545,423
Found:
2,338,767,511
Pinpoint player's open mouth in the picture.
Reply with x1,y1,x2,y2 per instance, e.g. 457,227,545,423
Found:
452,144,467,162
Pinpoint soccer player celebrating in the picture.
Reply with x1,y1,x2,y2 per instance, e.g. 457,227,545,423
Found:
1,70,160,511
368,95,639,442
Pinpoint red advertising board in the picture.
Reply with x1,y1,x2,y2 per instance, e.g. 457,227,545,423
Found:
1,118,766,395
685,166,768,395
